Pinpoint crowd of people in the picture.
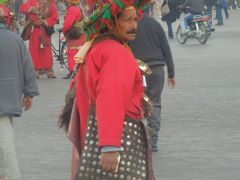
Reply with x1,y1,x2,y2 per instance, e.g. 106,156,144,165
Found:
0,0,238,180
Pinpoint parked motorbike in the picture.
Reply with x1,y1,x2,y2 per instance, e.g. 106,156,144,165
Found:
176,12,212,44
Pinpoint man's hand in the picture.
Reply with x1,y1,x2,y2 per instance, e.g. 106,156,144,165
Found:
22,96,32,111
100,151,120,172
168,78,176,89
30,6,39,13
34,19,43,26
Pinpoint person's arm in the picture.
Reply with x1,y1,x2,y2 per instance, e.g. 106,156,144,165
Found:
86,41,141,172
62,7,78,34
44,3,59,27
157,22,175,88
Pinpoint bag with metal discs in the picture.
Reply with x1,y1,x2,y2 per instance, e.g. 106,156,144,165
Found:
75,106,154,180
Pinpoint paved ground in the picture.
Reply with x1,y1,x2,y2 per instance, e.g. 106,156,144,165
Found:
14,9,240,180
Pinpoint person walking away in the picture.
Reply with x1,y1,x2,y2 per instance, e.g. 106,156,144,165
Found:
178,0,204,33
204,0,217,29
62,0,85,79
129,12,175,152
0,8,39,180
20,0,59,78
161,0,182,39
215,0,224,25
222,0,229,19
58,0,155,179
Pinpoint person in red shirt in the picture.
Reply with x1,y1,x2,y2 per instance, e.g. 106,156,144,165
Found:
62,0,85,79
59,0,155,179
20,0,59,78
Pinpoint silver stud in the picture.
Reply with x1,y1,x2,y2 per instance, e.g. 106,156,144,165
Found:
142,172,146,177
92,161,97,166
126,175,131,180
119,167,125,172
96,169,101,174
121,161,125,165
120,174,124,179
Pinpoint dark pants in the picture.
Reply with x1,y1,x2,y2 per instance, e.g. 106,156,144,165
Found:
216,5,223,24
145,66,165,147
166,21,173,38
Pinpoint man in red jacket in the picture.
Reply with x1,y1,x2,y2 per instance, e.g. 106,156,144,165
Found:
58,0,155,179
20,0,59,78
62,0,85,79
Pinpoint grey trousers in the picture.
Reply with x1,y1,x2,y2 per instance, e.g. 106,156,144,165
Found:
145,66,165,147
0,116,21,180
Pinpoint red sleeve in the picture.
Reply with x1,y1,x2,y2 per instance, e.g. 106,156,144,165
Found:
63,7,79,34
45,3,59,26
86,40,139,147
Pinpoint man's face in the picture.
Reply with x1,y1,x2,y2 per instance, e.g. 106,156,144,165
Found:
110,7,138,42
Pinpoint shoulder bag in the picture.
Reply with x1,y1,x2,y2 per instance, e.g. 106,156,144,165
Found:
161,0,170,17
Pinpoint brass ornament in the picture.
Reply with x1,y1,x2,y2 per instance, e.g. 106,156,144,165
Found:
136,59,152,76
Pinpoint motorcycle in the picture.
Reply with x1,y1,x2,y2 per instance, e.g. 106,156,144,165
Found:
176,13,212,45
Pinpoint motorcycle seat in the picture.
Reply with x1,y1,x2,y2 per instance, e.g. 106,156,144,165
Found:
192,15,211,22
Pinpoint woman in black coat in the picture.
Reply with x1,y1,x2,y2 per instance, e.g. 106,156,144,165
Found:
161,0,183,39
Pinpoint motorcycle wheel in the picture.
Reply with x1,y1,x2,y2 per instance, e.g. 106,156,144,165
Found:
176,25,187,44
197,26,210,44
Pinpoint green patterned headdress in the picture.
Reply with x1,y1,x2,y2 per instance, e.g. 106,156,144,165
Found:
82,0,150,40
0,0,8,5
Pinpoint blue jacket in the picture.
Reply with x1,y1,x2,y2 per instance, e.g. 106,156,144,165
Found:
0,24,39,117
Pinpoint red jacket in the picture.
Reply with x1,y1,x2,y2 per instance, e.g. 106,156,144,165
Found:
75,39,143,149
62,5,82,34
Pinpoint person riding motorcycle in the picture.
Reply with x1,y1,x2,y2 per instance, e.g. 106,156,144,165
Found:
178,0,204,33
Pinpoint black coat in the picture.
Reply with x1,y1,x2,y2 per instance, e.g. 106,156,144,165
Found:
205,0,217,6
161,0,183,22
